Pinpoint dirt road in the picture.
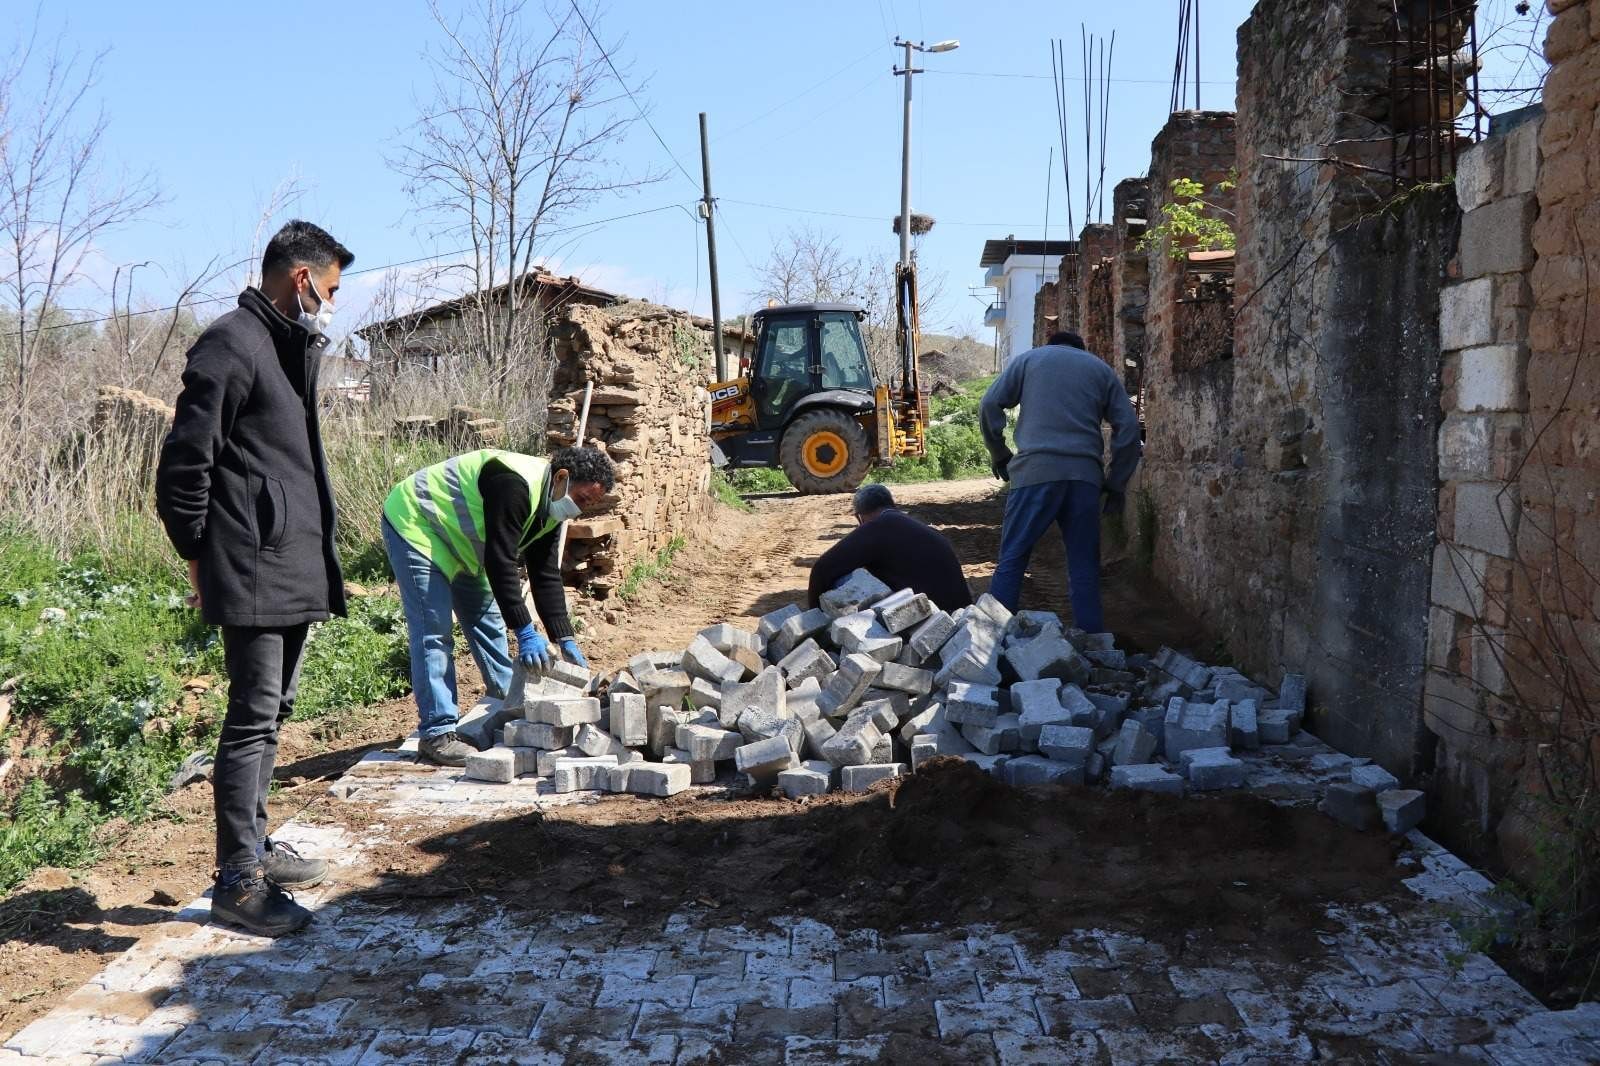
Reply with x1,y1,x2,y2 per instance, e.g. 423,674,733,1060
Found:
0,477,1204,1040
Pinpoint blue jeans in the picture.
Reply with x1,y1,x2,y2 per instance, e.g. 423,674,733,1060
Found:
989,479,1105,634
382,519,514,739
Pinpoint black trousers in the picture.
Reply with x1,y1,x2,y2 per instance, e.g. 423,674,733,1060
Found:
216,624,309,874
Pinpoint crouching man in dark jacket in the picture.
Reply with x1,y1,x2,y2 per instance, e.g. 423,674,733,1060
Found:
156,220,353,937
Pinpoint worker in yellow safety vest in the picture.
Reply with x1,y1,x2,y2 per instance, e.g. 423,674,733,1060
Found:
381,445,616,766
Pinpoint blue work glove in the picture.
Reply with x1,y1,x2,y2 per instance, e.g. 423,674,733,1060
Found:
559,638,588,669
514,624,552,671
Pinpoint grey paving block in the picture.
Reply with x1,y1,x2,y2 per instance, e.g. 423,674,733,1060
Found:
779,761,835,798
820,567,893,618
607,692,648,748
804,717,838,761
687,677,723,713
945,682,1001,728
878,589,935,633
772,606,831,658
1378,789,1426,833
1277,672,1308,713
1258,708,1298,745
662,746,715,785
1229,699,1260,750
648,706,690,757
698,622,764,657
1005,632,1092,684
898,701,948,743
1039,724,1095,766
816,653,882,718
720,666,786,728
823,714,883,768
456,696,518,751
909,610,958,660
1179,746,1246,790
575,722,627,759
842,763,904,792
757,602,803,641
629,761,692,797
735,735,797,785
1352,764,1401,792
1004,754,1085,787
1163,698,1229,761
463,746,517,783
1109,763,1184,794
543,658,592,691
875,660,934,695
677,723,743,763
505,719,572,750
1322,782,1379,830
683,634,746,686
552,755,619,793
911,729,971,770
778,639,836,687
536,744,584,776
527,696,603,727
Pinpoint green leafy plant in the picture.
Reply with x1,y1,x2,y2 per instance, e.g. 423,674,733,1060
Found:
616,535,687,602
1139,175,1237,260
710,470,752,512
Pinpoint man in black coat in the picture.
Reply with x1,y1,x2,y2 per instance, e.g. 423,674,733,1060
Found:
806,484,973,612
156,220,352,937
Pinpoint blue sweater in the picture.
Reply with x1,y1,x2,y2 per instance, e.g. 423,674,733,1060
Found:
979,343,1142,492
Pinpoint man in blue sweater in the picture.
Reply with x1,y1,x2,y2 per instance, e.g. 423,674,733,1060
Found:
979,330,1141,633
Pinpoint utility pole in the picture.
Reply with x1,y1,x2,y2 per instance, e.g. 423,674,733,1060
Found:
893,36,958,394
698,112,726,382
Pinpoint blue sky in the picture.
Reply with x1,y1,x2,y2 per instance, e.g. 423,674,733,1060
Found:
20,0,1546,344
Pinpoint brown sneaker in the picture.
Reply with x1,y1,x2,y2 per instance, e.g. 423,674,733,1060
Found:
419,732,475,767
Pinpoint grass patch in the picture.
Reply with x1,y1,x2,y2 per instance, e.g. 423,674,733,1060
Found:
710,470,752,512
0,532,411,894
727,467,791,495
616,535,687,602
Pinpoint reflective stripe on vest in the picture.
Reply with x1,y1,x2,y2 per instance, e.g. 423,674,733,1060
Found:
383,450,555,580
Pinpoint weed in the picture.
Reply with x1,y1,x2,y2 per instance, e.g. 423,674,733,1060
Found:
710,470,752,512
616,536,687,602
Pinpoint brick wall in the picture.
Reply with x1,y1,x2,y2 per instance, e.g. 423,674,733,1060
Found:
545,302,714,594
1031,279,1061,348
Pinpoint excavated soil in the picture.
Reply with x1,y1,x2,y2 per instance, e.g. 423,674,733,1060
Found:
358,757,1412,963
0,478,1384,1040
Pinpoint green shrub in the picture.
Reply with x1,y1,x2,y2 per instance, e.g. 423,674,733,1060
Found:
709,470,752,512
294,595,412,719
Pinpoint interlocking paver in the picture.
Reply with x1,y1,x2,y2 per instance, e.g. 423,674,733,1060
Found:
9,719,1600,1066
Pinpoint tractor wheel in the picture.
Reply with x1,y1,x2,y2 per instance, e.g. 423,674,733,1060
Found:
779,409,873,495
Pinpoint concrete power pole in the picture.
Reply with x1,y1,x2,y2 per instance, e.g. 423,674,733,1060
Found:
698,112,726,382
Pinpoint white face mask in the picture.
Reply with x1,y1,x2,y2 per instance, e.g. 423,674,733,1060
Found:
548,490,582,522
296,276,336,335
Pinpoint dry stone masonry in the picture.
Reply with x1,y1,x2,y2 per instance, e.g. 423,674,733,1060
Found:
544,301,714,595
450,569,1425,836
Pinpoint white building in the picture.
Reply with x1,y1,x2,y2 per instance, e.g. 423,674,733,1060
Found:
978,236,1075,366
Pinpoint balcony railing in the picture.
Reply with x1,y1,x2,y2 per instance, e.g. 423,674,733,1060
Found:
983,300,1007,327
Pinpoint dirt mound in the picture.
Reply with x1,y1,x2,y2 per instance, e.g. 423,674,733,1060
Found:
361,759,1409,961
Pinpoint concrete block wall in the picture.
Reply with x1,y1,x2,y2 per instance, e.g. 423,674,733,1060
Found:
545,303,714,594
1111,179,1150,394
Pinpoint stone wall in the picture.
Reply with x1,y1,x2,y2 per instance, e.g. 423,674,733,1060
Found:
1423,0,1600,873
1135,0,1460,779
545,302,714,594
1111,179,1151,395
1031,279,1061,348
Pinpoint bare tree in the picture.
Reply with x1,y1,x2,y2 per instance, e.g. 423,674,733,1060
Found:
391,0,653,397
752,227,947,384
0,20,160,423
751,225,867,307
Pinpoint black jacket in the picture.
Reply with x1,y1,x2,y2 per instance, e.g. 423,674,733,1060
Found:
480,461,573,640
155,288,346,628
806,508,973,613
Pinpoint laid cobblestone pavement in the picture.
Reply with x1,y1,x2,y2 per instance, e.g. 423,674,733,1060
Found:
6,737,1600,1065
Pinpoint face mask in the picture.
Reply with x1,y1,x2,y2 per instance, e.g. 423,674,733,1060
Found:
296,276,336,335
548,491,582,522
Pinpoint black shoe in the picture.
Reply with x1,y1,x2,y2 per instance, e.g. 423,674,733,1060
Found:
262,837,327,890
419,732,476,767
211,868,313,937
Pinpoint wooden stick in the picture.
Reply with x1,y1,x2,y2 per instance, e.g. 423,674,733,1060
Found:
555,380,594,570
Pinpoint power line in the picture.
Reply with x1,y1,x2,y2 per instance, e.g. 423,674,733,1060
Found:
721,196,1079,230
567,1,699,190
716,43,882,143
20,202,694,336
927,68,1229,85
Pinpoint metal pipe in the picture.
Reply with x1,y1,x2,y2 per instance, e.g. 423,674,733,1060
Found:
898,39,914,270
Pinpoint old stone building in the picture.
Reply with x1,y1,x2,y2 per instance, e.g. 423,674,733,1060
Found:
1020,0,1597,880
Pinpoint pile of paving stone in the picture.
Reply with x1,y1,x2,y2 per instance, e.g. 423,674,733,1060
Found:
452,568,1425,832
